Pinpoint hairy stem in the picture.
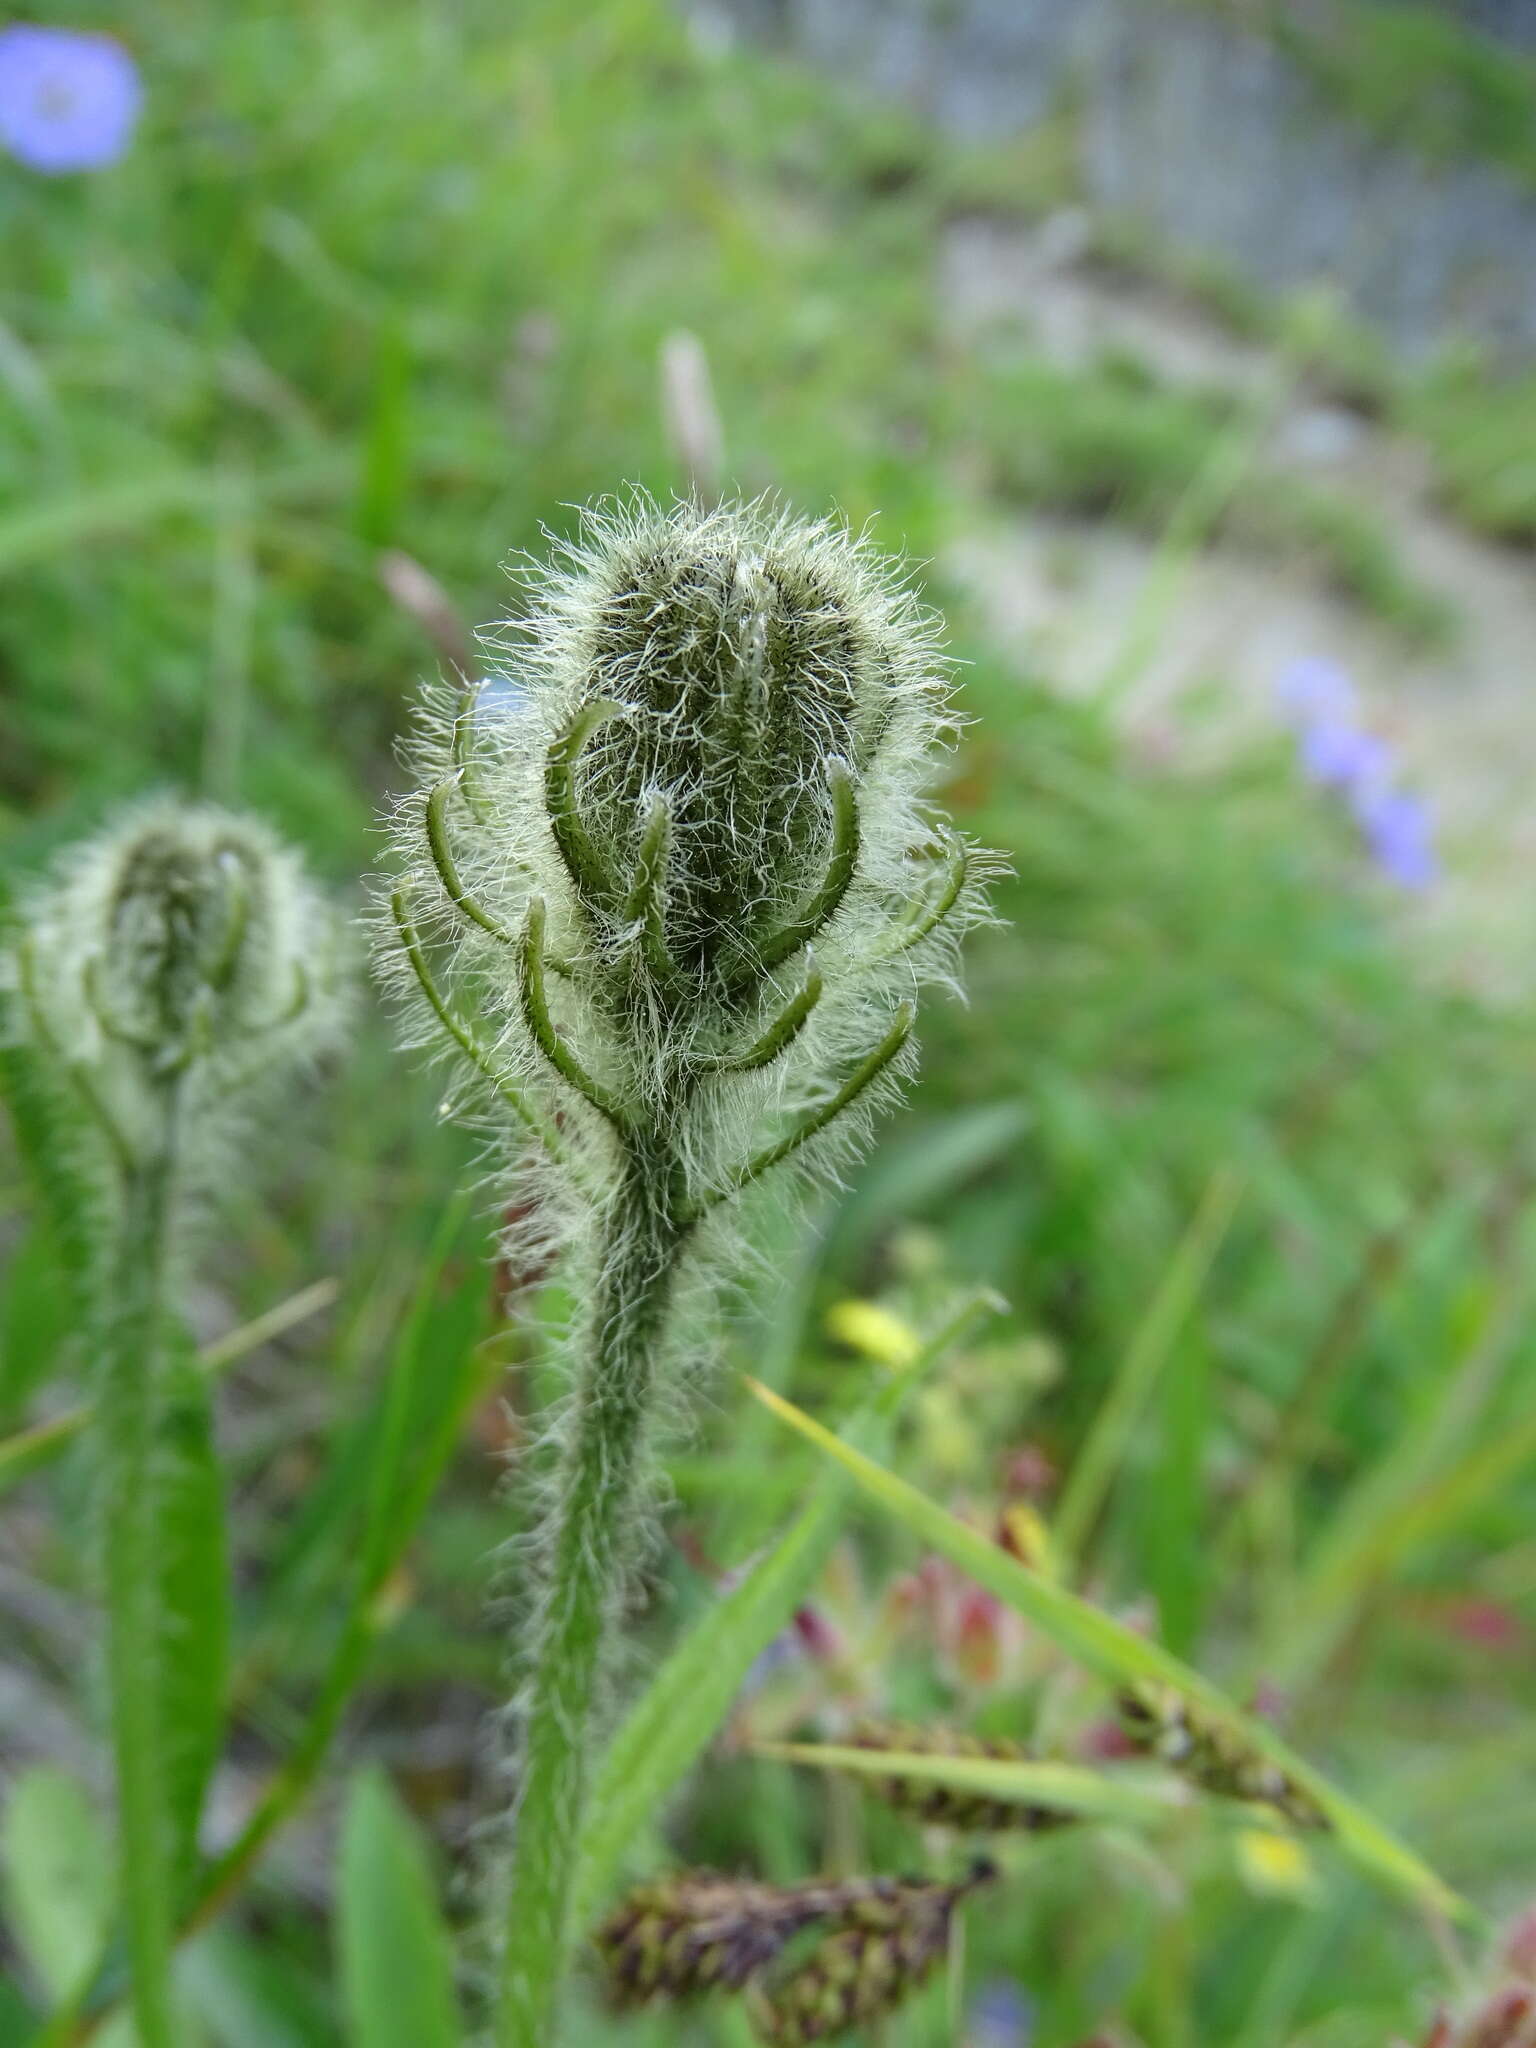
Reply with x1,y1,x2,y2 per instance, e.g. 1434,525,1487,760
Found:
495,1138,683,2047
97,1084,183,2048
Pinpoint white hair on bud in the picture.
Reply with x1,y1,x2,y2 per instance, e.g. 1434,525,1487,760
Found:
4,798,351,1266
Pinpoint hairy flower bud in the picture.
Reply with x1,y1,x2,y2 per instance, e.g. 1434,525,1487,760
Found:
6,802,345,1178
380,494,996,1191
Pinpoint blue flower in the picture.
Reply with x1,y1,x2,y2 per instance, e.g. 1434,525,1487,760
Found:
1297,716,1388,795
0,26,140,174
1275,656,1355,726
1276,658,1439,893
968,1977,1034,2048
1353,783,1438,891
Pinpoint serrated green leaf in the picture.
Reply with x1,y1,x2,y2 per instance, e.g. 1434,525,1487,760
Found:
0,1768,113,2004
338,1770,463,2048
747,1376,1471,1928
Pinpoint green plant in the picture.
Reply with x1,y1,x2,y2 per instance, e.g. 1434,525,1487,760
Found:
1,804,346,2046
376,495,998,2044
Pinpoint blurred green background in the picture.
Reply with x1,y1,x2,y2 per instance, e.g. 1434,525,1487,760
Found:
4,2,1536,2043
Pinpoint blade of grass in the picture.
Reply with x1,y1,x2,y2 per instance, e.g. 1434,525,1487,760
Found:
571,1289,1005,1928
0,456,349,576
0,1279,339,1500
1053,1172,1241,1569
1268,1271,1533,1691
751,1743,1186,1829
745,1377,1471,1929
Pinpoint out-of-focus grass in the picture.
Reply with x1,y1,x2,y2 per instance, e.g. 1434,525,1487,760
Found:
3,3,1536,2045
964,354,1451,639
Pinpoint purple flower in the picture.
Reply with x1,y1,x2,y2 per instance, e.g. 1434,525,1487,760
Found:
1297,716,1388,794
969,1978,1034,2048
0,26,140,174
1354,784,1438,890
1275,656,1355,726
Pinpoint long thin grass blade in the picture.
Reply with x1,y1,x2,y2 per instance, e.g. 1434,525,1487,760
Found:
1053,1171,1241,1566
746,1377,1471,1927
752,1743,1185,1829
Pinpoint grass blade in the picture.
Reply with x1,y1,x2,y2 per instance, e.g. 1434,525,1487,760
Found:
1053,1172,1240,1568
745,1377,1470,1927
0,1279,338,1503
338,1770,463,2048
751,1743,1186,1830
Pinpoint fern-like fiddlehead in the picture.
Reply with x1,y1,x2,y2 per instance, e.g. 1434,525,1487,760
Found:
373,495,999,2047
2,805,345,2047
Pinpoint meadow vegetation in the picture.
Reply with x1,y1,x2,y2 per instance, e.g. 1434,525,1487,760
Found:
3,4,1535,2045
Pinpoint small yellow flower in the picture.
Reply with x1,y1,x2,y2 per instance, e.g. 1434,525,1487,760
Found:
999,1501,1058,1581
824,1299,921,1371
1235,1828,1320,1903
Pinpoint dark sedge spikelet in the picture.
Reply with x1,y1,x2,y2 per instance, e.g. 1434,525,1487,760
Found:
595,1871,895,2009
754,1863,998,2046
1117,1683,1329,1831
849,1721,1079,1834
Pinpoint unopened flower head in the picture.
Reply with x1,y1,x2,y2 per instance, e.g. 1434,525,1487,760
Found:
9,802,346,1142
0,26,141,175
381,494,997,1175
527,502,940,982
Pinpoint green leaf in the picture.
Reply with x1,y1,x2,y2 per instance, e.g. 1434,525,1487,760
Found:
0,1974,38,2047
746,1376,1472,1928
155,1345,233,1900
337,1770,463,2048
1053,1171,1240,1567
752,1743,1187,1829
178,1924,333,2048
1270,1274,1534,1690
0,1027,100,1281
0,1224,76,1431
573,1290,1004,1927
0,1277,337,1506
0,1768,114,2004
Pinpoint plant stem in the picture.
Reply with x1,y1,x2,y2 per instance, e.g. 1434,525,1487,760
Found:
495,1137,683,2048
97,1083,184,2048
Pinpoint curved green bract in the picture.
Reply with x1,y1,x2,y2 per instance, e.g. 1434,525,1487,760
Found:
544,700,630,914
